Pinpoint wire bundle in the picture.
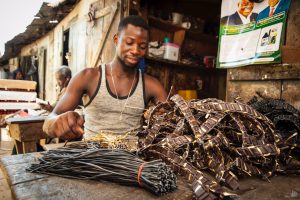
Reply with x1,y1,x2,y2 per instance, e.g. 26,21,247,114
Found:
27,142,177,195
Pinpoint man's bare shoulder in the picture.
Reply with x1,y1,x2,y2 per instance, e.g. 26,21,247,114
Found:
80,67,100,78
70,67,100,93
144,73,160,86
144,73,167,103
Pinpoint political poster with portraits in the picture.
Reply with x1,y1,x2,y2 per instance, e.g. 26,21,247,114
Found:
217,0,292,68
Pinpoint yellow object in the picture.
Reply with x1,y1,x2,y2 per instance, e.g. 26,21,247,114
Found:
177,90,197,100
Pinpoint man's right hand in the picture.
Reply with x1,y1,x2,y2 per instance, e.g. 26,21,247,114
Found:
43,111,84,140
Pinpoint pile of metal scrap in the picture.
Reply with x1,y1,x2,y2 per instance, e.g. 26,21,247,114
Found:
137,94,300,199
248,93,300,173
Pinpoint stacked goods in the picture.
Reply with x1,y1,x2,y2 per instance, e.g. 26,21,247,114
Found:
137,94,299,199
28,141,177,196
0,79,38,115
248,93,300,172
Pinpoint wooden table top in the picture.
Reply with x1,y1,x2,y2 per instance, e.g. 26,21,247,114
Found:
0,153,299,200
6,116,46,124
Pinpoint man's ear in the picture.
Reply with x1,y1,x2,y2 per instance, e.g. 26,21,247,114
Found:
113,34,118,45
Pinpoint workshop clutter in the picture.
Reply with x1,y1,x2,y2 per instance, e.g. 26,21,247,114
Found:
0,79,38,114
146,10,218,68
0,79,40,128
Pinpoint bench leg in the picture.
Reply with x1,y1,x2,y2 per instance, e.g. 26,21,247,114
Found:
22,141,37,153
14,140,23,154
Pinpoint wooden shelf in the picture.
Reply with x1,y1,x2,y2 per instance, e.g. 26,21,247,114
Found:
186,30,218,43
148,16,187,32
145,56,217,70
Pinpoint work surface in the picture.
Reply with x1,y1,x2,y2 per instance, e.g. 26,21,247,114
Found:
0,153,299,200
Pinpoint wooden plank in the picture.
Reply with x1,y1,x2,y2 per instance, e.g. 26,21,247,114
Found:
281,45,300,63
43,142,77,151
0,169,13,200
238,176,300,200
6,116,46,124
163,67,170,91
0,153,37,167
94,5,112,19
282,80,300,109
0,79,36,90
149,27,173,45
0,153,192,200
227,63,300,81
173,29,186,46
91,3,120,68
10,175,192,200
9,122,48,142
22,141,37,153
14,141,23,154
1,152,300,200
226,80,281,102
9,125,22,141
148,16,187,33
0,154,48,186
286,0,300,46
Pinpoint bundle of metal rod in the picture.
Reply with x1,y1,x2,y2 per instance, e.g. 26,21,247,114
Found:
137,94,300,199
27,142,177,195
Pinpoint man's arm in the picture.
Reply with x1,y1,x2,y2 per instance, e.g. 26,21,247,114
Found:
43,68,99,140
144,74,168,104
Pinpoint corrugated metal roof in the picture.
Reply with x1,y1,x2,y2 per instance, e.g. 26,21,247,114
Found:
0,0,78,65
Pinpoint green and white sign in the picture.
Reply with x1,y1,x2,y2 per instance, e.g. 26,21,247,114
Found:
217,0,291,68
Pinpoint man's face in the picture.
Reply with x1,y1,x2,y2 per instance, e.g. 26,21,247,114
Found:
55,73,67,88
238,0,254,17
268,0,280,7
15,72,23,80
114,24,148,68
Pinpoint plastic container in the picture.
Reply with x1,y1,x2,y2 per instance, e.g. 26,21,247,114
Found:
178,90,197,100
172,12,183,25
163,42,179,61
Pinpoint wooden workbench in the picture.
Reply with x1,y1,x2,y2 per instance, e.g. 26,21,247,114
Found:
1,153,300,200
6,116,48,154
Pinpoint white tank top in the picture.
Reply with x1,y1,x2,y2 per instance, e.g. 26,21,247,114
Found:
83,64,145,139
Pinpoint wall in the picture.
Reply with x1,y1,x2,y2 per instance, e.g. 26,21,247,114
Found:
19,0,124,103
226,0,300,109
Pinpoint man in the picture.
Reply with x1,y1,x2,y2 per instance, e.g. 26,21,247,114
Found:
39,66,72,112
43,16,167,141
12,68,24,80
256,0,290,21
221,0,258,26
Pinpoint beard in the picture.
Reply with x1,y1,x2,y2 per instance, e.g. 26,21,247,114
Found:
117,55,140,69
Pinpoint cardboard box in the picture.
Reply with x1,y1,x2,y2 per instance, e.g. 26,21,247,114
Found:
163,43,179,61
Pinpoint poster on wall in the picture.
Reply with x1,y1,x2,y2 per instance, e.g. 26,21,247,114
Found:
217,0,292,68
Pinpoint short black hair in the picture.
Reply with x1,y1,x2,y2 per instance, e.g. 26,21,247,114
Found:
118,15,149,33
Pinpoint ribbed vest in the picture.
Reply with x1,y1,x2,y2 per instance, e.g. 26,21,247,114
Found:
83,64,145,139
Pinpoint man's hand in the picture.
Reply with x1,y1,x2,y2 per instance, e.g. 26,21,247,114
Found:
39,102,53,112
43,111,84,140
